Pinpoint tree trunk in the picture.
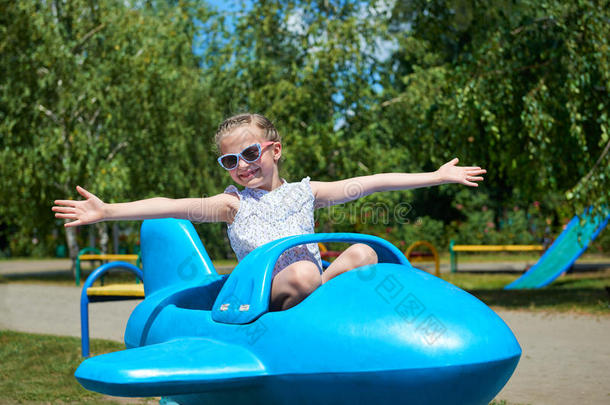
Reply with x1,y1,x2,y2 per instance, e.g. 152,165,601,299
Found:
64,221,80,274
98,222,109,254
88,225,96,249
112,223,119,254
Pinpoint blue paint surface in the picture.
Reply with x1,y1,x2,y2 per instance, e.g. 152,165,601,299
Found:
76,219,521,404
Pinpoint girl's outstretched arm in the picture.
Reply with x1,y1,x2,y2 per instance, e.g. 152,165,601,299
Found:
52,186,237,227
310,158,486,208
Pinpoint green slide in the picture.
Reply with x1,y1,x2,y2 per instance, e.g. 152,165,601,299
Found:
505,208,609,289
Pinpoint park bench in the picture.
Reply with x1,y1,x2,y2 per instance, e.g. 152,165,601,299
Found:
75,247,141,286
449,240,544,273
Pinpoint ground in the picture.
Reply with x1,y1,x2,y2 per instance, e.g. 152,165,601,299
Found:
1,259,609,404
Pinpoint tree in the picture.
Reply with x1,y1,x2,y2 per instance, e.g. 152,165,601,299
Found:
382,0,610,219
200,0,417,235
0,0,220,258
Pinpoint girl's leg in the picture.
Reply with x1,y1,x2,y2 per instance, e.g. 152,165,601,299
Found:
322,243,378,284
270,260,322,311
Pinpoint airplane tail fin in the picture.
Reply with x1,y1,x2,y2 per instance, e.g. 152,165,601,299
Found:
140,219,217,295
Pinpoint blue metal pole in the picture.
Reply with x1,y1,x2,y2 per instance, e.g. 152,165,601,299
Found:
80,262,143,357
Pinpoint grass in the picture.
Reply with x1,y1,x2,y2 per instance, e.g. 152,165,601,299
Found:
0,330,525,405
440,269,610,314
0,330,157,404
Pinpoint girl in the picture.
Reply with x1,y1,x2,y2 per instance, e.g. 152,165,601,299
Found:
53,113,485,311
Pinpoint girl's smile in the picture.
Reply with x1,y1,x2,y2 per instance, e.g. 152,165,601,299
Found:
238,166,259,180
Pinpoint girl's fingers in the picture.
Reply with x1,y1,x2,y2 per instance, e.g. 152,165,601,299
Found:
64,219,82,228
52,206,75,213
76,185,94,199
449,157,459,165
54,199,77,207
55,213,77,219
467,176,484,182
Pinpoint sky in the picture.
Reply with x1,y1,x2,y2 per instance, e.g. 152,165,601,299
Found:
195,0,395,129
193,0,252,57
204,0,252,19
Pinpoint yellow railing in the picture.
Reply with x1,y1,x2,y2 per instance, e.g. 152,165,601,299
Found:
75,252,141,286
449,241,544,272
405,240,440,277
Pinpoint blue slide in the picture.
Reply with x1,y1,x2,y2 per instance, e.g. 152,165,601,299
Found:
505,207,609,289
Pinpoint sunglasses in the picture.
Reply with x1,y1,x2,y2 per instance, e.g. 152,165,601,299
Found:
217,142,275,170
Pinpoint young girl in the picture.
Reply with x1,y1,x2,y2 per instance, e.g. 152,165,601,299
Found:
53,113,485,311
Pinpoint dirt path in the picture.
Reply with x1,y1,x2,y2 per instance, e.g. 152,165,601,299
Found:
1,282,608,404
0,283,141,343
494,310,610,405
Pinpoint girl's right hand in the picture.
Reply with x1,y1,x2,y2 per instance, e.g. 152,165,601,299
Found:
52,186,106,227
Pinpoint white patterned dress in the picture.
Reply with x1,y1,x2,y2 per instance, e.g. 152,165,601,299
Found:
224,177,323,278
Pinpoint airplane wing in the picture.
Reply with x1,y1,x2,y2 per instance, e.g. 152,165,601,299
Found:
75,337,267,397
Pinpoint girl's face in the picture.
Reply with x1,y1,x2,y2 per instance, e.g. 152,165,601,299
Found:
219,124,282,191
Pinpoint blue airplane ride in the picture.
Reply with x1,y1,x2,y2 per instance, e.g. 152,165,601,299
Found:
75,218,521,405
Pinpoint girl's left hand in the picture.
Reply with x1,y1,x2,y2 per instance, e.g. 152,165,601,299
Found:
437,158,486,187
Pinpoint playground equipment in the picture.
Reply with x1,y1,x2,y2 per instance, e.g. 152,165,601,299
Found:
75,248,141,286
405,240,440,277
505,208,609,289
75,219,521,405
449,243,544,273
80,262,144,357
78,251,145,356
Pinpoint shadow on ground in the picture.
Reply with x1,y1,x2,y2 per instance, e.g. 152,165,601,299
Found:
469,272,610,313
471,288,609,312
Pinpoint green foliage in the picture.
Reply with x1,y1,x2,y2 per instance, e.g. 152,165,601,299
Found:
1,0,608,255
451,190,502,245
393,216,447,251
448,189,554,246
384,0,610,215
0,0,229,256
200,0,395,182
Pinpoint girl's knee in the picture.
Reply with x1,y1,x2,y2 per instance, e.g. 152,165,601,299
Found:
349,243,378,266
286,261,322,294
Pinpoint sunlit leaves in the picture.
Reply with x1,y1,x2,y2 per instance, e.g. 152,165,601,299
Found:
0,0,219,254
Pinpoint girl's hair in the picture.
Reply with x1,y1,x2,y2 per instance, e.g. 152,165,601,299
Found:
214,113,281,152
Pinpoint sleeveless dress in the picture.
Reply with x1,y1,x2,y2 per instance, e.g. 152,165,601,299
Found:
224,177,323,278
